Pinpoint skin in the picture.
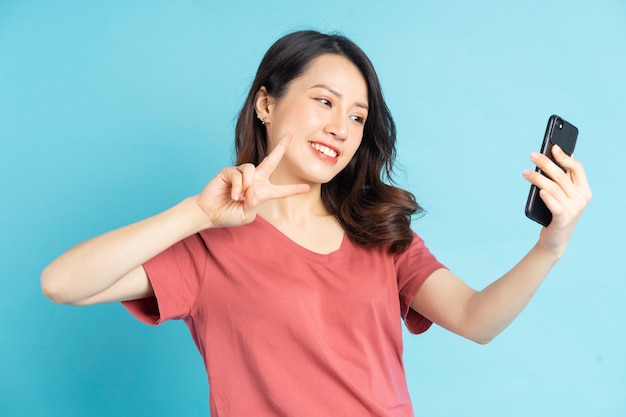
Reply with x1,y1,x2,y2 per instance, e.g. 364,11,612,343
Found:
252,54,368,252
40,54,592,344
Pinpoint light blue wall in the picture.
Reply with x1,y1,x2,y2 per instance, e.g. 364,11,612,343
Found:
1,1,624,416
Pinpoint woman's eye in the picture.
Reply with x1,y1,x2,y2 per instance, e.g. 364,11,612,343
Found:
351,115,365,125
317,98,331,107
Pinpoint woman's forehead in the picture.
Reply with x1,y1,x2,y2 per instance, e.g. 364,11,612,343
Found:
291,54,368,103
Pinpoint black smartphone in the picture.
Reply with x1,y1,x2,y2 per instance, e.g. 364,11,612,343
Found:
525,115,578,227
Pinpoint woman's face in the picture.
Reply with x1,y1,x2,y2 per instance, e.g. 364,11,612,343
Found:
257,53,368,186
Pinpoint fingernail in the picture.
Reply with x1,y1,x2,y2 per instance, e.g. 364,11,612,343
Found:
523,169,532,177
530,152,540,161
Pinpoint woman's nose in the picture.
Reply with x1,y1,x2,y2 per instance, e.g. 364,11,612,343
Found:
325,112,348,140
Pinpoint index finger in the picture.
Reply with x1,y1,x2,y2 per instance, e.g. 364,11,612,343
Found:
256,132,292,178
552,145,591,193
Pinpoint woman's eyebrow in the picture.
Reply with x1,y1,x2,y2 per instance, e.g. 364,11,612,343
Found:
310,84,369,111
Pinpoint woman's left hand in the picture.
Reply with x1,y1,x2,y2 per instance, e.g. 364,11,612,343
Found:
523,145,592,258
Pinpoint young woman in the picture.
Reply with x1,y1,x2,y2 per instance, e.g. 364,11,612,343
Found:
41,30,591,416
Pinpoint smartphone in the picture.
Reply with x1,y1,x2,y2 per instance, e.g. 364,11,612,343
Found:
525,115,578,227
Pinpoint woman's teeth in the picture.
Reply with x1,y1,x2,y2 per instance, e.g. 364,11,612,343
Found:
309,142,338,158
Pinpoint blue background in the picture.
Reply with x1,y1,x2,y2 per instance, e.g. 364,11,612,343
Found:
1,1,625,416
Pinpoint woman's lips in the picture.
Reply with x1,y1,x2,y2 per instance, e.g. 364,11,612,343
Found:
308,141,339,159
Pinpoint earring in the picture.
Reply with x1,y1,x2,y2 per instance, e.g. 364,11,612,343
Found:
257,114,266,125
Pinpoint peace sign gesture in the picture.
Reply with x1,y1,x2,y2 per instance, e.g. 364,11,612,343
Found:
194,133,310,229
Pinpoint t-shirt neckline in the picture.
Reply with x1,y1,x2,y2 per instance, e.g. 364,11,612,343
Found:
253,215,349,264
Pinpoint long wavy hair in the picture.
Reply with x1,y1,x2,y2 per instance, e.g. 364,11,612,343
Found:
235,30,422,253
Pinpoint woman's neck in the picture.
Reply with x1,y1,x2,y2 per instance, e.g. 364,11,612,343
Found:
257,185,329,225
256,188,344,254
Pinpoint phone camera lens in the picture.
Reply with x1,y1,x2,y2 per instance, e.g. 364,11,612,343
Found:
559,123,563,129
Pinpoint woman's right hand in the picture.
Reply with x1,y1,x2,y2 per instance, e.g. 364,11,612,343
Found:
194,132,310,229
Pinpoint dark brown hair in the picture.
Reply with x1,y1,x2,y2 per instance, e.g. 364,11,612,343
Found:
235,30,421,253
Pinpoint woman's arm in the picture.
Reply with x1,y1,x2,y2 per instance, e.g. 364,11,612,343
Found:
411,145,591,344
41,133,309,305
411,246,558,344
41,197,209,305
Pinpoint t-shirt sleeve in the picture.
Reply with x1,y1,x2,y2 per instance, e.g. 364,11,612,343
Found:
122,233,207,326
395,231,446,334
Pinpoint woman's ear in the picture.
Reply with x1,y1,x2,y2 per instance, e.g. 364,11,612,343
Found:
254,87,274,125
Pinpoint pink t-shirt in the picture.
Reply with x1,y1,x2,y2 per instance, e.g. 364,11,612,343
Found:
123,216,445,416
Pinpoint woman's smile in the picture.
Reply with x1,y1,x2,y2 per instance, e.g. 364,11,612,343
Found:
308,141,340,163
